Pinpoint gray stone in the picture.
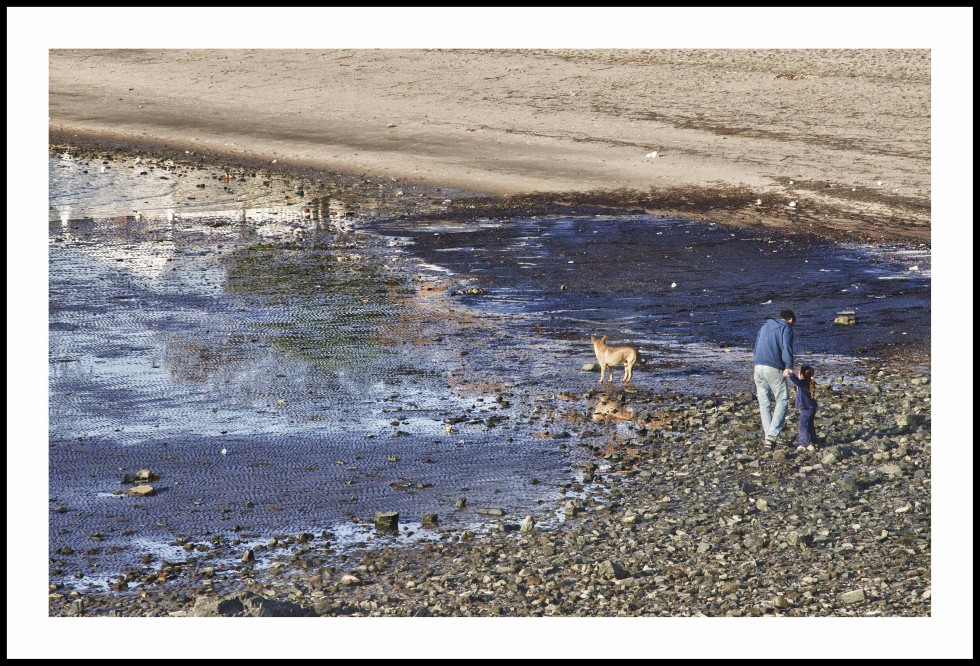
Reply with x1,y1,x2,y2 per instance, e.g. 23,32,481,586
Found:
421,513,439,528
564,499,585,517
840,589,866,605
742,533,767,552
127,484,156,497
313,599,337,616
879,464,903,479
833,315,858,326
134,469,159,482
582,363,600,372
241,549,255,563
476,508,505,517
520,516,535,533
598,560,630,580
786,530,814,548
67,599,85,616
840,474,859,492
190,592,315,617
454,498,467,509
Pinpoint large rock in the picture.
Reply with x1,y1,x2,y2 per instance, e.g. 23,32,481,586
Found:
593,399,636,422
742,533,768,552
598,560,630,580
476,508,505,517
879,464,903,479
127,485,156,497
520,516,535,533
840,589,866,605
833,315,858,326
895,413,925,430
786,530,814,548
374,511,399,533
190,592,316,617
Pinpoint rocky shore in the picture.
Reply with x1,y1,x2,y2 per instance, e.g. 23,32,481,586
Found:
51,360,931,618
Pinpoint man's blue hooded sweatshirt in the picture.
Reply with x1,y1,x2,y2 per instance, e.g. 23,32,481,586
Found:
753,318,794,370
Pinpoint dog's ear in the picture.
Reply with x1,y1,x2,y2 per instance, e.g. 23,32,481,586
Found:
600,336,607,343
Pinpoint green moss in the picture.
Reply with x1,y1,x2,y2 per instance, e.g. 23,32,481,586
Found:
223,243,403,370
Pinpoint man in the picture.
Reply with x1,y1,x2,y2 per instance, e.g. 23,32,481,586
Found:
752,309,796,445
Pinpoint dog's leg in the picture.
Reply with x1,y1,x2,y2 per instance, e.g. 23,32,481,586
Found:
598,364,607,383
625,359,635,383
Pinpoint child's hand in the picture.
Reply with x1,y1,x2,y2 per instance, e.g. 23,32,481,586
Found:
783,369,792,378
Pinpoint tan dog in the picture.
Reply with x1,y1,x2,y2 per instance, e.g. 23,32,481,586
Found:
590,336,639,384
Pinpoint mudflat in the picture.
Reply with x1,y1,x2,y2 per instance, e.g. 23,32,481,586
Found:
49,49,930,242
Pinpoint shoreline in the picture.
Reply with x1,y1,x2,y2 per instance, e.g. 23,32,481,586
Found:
50,48,931,245
50,129,930,246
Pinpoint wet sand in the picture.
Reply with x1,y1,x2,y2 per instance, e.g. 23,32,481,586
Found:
50,49,931,243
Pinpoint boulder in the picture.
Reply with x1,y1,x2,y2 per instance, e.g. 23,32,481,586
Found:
374,511,399,533
190,592,316,617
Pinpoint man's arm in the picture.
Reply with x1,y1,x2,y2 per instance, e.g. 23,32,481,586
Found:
781,327,795,370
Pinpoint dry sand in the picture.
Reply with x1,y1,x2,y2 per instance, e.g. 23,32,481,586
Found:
49,49,931,242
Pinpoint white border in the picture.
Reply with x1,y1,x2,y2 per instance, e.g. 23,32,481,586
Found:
7,6,973,660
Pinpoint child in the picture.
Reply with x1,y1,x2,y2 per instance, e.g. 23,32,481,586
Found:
783,365,818,451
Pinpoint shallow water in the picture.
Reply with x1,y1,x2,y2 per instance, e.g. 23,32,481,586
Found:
48,154,931,584
370,215,930,359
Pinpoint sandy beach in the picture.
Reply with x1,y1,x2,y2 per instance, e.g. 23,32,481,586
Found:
50,49,930,242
